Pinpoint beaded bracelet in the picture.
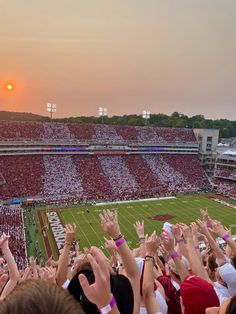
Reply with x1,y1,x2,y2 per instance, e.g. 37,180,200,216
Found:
113,234,123,242
145,255,155,262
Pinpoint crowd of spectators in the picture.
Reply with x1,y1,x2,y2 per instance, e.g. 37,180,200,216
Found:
0,121,44,140
0,208,236,313
93,125,124,144
0,154,209,201
0,205,26,270
43,156,84,200
0,121,197,145
216,180,236,199
73,155,113,201
0,156,44,199
43,122,73,140
98,156,139,199
215,169,236,181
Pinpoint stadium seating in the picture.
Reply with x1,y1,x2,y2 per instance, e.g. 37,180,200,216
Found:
216,180,236,198
0,205,26,269
0,153,209,201
215,169,236,181
0,121,44,140
0,156,44,199
0,120,197,144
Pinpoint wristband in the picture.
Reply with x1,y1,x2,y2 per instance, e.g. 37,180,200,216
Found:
145,255,155,262
115,238,125,247
222,234,230,241
113,234,123,242
195,245,200,250
170,252,179,260
99,295,116,314
177,239,183,243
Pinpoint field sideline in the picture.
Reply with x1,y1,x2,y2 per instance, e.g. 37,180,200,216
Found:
27,194,236,260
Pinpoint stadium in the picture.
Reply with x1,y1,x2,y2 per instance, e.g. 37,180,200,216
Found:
0,120,236,264
1,0,236,312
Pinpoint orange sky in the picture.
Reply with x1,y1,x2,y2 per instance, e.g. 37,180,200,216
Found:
0,0,236,119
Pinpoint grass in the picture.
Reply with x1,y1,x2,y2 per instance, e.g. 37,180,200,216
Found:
25,194,236,259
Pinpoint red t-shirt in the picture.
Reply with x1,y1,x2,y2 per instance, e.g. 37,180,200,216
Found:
157,275,181,314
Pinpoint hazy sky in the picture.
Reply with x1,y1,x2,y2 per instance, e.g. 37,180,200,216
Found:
0,0,236,119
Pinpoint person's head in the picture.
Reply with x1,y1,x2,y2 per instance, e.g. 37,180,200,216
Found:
206,295,236,314
168,256,189,284
0,279,83,314
68,269,134,314
180,275,219,314
206,253,218,281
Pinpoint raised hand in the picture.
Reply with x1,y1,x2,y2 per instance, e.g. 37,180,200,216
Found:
211,220,229,238
145,231,160,256
196,219,209,235
161,231,175,253
39,267,56,284
172,224,183,241
64,223,77,243
133,220,145,239
178,223,191,240
104,237,117,252
29,256,37,268
0,233,10,250
78,247,113,309
100,209,121,239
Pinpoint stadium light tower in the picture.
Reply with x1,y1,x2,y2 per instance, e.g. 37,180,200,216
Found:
142,110,150,125
99,106,108,123
47,103,57,119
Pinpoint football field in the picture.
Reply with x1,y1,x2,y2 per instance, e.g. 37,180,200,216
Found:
29,194,236,260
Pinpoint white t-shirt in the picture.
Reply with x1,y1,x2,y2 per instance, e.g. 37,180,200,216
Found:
219,262,236,296
214,282,231,304
140,290,168,314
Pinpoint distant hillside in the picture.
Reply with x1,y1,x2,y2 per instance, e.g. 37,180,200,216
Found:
0,111,50,122
0,111,236,139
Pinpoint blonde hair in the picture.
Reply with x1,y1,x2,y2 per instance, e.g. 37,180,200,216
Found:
0,279,83,314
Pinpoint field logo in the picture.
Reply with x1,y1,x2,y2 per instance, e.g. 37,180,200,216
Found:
46,211,66,253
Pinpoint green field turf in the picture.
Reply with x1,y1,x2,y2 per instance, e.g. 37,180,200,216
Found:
29,194,236,259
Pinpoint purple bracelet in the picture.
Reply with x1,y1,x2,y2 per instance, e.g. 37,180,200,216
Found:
195,245,200,250
99,295,116,314
115,238,125,247
170,252,179,260
177,239,183,243
222,234,230,241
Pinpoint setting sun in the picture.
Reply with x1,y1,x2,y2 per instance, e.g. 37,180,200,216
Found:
5,83,14,91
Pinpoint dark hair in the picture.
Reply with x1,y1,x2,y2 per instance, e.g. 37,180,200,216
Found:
68,270,134,314
0,279,83,314
226,295,236,314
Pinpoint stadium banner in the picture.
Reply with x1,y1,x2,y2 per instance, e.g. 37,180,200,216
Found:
46,211,66,254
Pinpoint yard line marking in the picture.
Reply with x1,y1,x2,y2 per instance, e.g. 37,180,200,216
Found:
68,210,92,248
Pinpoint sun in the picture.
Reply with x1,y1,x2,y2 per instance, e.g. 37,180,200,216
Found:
5,83,14,91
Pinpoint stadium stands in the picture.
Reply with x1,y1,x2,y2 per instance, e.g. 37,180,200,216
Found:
0,154,209,201
216,180,236,198
0,120,197,144
0,121,44,140
0,205,26,269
